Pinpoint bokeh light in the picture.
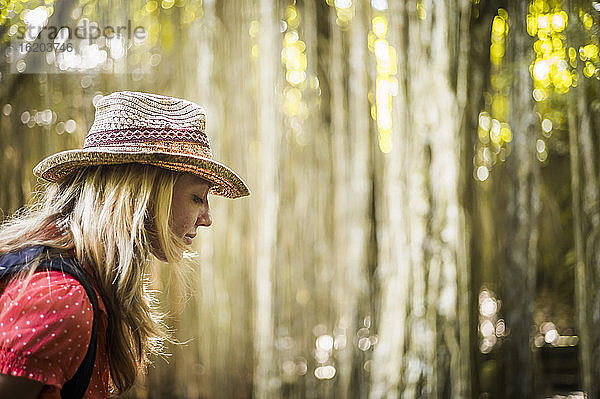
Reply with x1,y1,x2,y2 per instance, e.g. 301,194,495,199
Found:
474,9,512,181
479,288,503,354
369,10,397,153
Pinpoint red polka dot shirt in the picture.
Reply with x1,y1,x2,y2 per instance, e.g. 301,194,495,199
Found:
0,270,109,398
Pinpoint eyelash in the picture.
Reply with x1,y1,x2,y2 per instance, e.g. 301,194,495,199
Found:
193,195,204,204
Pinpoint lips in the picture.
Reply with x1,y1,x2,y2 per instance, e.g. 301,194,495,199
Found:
184,234,196,245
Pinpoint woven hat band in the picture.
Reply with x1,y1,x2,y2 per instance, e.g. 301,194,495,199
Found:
83,141,214,159
83,127,213,158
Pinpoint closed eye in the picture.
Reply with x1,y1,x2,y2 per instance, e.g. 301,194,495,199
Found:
193,194,205,204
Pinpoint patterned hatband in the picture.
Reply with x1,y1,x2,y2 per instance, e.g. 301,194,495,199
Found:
33,91,250,199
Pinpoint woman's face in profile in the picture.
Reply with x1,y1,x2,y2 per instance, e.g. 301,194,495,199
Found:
149,173,212,261
169,173,213,245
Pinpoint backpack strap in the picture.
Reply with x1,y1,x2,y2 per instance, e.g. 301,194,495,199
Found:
0,246,98,399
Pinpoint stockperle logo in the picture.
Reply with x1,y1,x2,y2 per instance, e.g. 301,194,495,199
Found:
13,20,147,44
7,17,148,74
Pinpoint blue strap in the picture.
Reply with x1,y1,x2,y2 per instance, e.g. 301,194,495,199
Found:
0,246,98,399
0,246,44,275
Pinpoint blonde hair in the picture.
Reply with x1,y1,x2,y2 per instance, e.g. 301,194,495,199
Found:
0,163,186,395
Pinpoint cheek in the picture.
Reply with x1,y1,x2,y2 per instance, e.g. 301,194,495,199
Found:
170,205,195,235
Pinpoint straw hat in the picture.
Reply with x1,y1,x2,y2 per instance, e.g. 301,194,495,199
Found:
33,91,250,198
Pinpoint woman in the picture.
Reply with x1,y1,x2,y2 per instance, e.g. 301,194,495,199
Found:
0,91,249,398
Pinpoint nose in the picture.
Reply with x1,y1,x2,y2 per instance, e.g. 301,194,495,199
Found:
197,207,212,227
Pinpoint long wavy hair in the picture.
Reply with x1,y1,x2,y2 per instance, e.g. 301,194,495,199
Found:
0,163,187,394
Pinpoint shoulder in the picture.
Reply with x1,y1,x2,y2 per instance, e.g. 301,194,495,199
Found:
0,271,94,387
2,270,94,316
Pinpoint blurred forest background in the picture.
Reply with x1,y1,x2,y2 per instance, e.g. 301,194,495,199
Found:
1,0,600,398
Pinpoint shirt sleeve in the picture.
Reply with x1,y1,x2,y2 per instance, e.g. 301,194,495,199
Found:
0,270,94,388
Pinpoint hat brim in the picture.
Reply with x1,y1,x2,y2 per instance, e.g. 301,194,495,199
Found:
33,147,250,199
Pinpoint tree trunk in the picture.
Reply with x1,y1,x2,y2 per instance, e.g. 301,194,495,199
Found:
253,0,280,397
498,2,539,398
567,3,600,397
370,0,470,397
